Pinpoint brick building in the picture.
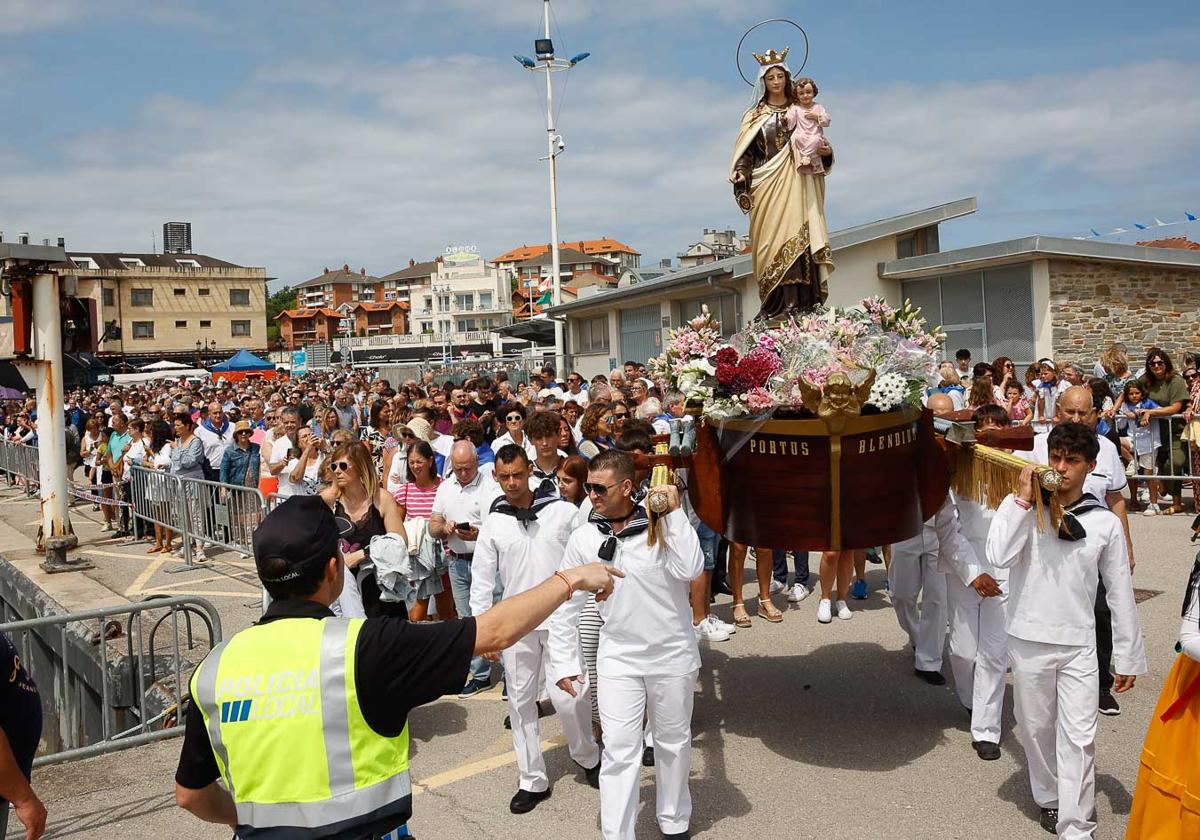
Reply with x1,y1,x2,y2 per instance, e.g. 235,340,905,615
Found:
492,238,640,274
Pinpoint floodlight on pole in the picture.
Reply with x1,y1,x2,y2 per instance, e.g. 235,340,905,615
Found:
514,0,588,377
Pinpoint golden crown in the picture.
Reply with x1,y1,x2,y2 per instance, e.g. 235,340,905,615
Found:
752,47,789,67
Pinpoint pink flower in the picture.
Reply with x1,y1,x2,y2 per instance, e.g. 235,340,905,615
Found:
745,387,777,413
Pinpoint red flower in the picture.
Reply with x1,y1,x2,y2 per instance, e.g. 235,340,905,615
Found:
737,349,781,389
714,347,739,367
715,363,739,386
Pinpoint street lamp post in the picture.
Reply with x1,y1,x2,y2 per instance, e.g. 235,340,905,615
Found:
514,0,589,376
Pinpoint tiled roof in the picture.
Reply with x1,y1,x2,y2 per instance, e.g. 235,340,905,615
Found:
515,247,618,269
492,237,640,263
380,260,439,281
352,301,410,311
275,307,343,321
1136,236,1200,251
68,252,243,269
295,265,382,288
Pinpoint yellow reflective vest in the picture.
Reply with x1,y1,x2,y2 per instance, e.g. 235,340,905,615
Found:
190,617,411,838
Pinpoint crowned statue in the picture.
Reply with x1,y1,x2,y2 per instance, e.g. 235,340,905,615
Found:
730,45,834,321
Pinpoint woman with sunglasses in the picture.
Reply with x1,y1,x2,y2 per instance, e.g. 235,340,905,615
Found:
608,401,632,443
393,441,456,622
257,409,284,498
319,440,409,619
1140,348,1189,515
492,402,536,460
577,403,616,461
1182,366,1200,515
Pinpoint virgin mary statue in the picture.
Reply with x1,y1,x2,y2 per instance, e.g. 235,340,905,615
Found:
730,48,834,320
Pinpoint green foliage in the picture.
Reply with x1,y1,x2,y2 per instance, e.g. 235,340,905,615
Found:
266,285,297,343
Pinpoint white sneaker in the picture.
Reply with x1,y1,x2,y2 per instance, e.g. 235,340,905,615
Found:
768,578,785,595
706,614,736,634
1143,504,1161,516
1138,487,1149,502
788,583,810,603
816,599,832,624
1161,493,1174,504
836,600,853,620
694,617,730,642
1124,460,1136,477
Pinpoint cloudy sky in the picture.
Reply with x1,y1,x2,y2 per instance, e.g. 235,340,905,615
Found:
2,0,1198,288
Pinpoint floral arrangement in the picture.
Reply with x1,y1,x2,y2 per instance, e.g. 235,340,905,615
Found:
648,297,945,420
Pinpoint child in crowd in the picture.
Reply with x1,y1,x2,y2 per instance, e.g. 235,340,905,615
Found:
1004,381,1031,425
1033,361,1069,430
1121,381,1162,515
784,77,830,174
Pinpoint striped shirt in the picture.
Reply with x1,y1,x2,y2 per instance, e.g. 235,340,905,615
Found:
393,480,440,520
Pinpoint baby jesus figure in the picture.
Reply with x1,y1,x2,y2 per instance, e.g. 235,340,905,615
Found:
784,76,830,175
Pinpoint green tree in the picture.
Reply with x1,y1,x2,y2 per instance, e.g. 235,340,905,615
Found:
266,285,297,345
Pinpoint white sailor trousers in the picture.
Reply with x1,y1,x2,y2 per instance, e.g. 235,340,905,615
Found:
945,574,1010,743
1009,636,1099,840
500,628,599,793
597,670,697,840
888,545,947,672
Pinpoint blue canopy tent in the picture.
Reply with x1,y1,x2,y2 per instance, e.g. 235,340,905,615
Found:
209,349,278,382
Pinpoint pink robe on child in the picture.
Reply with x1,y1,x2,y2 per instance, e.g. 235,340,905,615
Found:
784,103,830,174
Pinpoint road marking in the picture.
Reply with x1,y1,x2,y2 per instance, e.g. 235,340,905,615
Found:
131,589,263,598
125,557,167,596
412,736,566,796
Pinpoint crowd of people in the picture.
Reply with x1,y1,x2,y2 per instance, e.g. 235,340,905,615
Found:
1,341,1199,840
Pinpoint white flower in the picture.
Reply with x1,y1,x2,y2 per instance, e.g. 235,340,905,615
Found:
867,372,909,412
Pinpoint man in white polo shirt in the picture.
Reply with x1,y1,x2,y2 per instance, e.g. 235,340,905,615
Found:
430,441,498,698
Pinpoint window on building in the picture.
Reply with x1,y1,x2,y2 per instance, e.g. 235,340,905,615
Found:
102,287,114,307
458,319,477,333
901,264,1034,365
438,294,451,312
231,320,251,337
422,296,433,313
198,288,210,297
175,320,187,329
479,318,496,330
574,315,609,353
896,226,941,260
420,321,433,334
199,320,212,329
175,259,201,269
678,295,739,337
119,258,144,269
229,288,250,306
455,293,474,311
174,288,186,296
132,321,155,339
131,288,153,307
479,291,493,309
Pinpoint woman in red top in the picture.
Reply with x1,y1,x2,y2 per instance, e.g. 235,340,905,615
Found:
394,441,455,621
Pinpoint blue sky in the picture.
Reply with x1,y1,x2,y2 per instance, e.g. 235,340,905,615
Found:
2,0,1198,287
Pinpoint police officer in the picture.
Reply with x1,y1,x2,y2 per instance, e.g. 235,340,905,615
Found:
1,632,45,840
175,494,622,839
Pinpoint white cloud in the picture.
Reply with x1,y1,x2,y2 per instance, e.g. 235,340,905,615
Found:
1,55,1197,287
0,0,90,34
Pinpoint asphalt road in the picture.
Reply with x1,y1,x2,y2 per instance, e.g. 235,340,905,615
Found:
9,507,1197,840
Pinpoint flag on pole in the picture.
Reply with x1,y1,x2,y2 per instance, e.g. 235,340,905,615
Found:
1154,218,1168,226
535,291,553,307
1090,229,1102,237
1134,223,1147,230
1187,211,1197,221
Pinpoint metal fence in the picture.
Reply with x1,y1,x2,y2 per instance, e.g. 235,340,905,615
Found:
0,596,222,767
129,465,265,566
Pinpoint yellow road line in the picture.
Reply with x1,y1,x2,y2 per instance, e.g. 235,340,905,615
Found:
125,557,167,597
134,589,261,598
412,736,566,795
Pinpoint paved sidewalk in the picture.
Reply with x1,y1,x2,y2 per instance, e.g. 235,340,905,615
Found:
4,485,1196,839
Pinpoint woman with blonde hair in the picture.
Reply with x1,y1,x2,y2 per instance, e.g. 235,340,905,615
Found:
318,440,408,619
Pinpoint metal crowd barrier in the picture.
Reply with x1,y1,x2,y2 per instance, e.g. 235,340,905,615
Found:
179,475,266,559
0,596,222,768
1124,413,1199,485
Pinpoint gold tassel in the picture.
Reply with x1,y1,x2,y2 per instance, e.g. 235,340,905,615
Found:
950,444,1063,532
646,442,673,547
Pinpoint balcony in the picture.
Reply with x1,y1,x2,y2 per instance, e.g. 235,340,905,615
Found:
339,330,498,350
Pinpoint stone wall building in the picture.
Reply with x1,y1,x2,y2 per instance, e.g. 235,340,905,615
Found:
1048,260,1200,362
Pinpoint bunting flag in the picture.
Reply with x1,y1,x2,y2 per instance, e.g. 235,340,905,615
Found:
1080,211,1199,238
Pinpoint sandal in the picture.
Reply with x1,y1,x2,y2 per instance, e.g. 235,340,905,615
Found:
757,601,784,623
732,604,752,629
1164,505,1185,516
